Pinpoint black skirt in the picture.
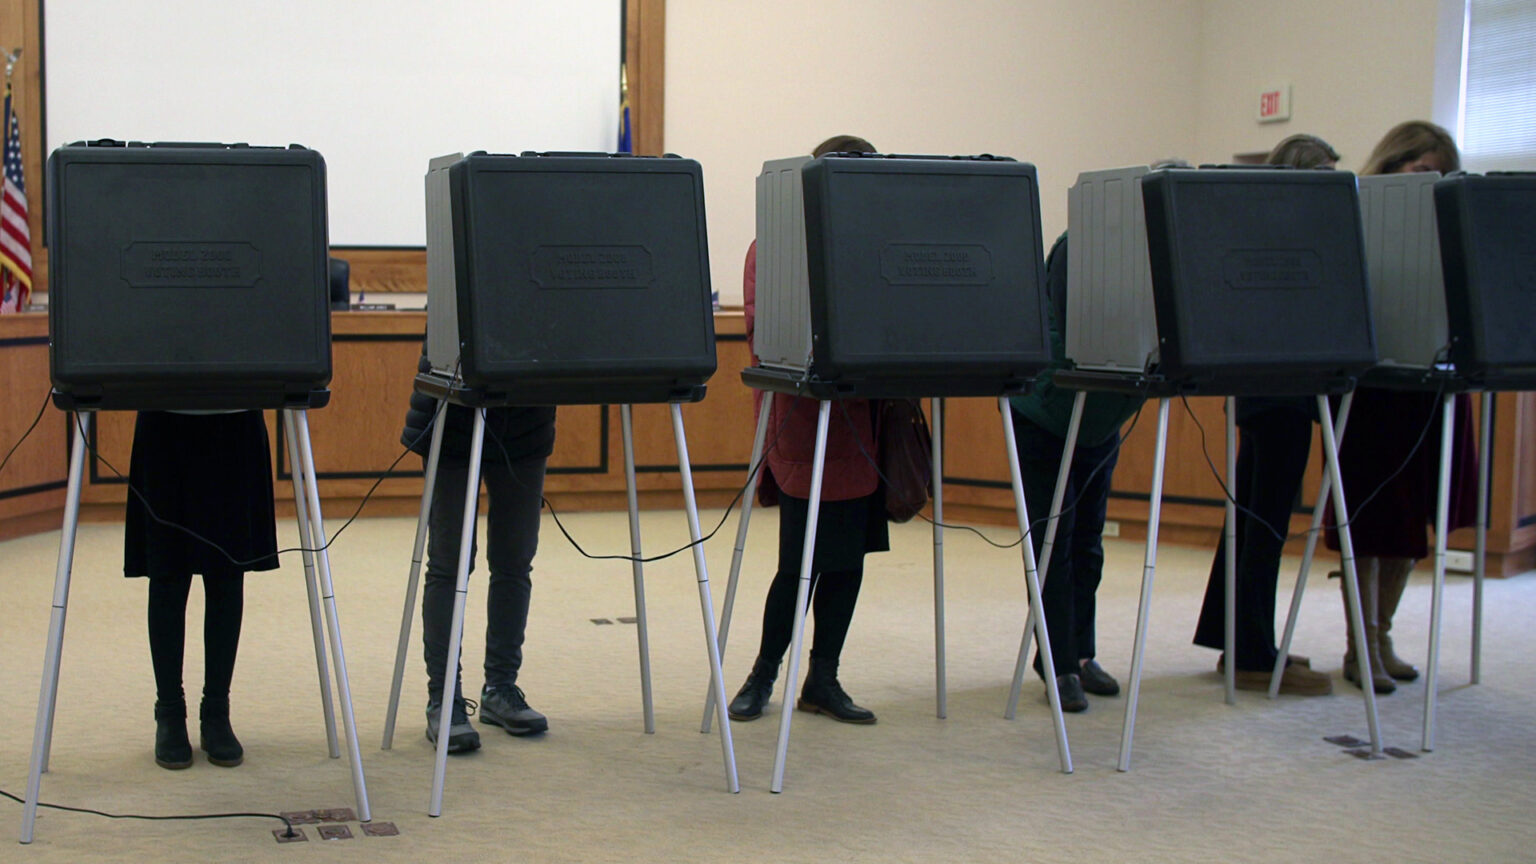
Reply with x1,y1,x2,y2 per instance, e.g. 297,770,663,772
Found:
776,492,890,575
124,411,279,578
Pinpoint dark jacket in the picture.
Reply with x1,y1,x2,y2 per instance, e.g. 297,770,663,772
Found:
1009,234,1144,446
400,337,557,464
744,242,880,502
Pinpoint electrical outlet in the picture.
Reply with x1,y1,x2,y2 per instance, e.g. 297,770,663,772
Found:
1444,550,1474,572
1103,520,1121,538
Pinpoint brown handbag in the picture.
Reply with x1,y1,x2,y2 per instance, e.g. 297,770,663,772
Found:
878,398,933,522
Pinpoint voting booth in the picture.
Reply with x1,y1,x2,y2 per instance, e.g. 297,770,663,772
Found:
26,140,367,844
719,152,1072,792
387,151,738,814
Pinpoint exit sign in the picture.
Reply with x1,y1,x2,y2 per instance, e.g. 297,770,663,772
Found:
1258,84,1291,123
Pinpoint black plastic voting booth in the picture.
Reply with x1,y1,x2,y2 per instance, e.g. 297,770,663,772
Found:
48,141,332,411
722,153,1073,792
24,141,367,844
421,151,715,406
388,151,738,815
1042,165,1385,769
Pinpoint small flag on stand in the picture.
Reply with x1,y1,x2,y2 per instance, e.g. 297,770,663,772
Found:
617,64,633,155
1,77,32,314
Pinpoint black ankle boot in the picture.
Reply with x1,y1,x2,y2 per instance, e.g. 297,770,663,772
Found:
154,700,193,770
199,697,244,767
796,657,876,724
728,658,779,721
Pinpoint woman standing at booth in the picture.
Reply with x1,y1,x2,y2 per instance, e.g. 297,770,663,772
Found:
127,409,278,770
1325,120,1477,693
727,135,888,726
1190,135,1339,696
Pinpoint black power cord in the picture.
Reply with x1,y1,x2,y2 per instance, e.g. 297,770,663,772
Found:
0,388,52,478
1180,372,1451,547
0,788,296,838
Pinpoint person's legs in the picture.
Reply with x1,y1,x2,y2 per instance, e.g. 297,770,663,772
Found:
1068,436,1120,696
479,450,549,734
200,570,245,766
1010,416,1089,712
148,573,194,769
1375,556,1420,680
421,457,481,752
1194,414,1309,668
799,566,875,723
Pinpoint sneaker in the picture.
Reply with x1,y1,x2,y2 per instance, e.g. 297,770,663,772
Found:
480,684,548,736
425,696,481,753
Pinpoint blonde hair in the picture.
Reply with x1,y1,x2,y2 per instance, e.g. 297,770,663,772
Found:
1361,121,1460,176
1266,134,1339,169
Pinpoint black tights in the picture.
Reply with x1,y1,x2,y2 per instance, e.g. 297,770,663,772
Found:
147,572,245,707
755,566,864,666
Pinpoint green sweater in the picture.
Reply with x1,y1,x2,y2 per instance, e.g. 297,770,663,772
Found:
1009,234,1145,446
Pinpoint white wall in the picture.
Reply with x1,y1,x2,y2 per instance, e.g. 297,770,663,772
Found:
1194,0,1448,170
665,0,1203,307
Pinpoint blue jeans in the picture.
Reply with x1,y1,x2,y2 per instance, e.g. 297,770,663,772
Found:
422,448,547,699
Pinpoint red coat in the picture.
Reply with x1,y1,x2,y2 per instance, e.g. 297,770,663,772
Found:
743,241,879,502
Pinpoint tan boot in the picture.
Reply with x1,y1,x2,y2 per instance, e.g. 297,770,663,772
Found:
1376,557,1420,681
1341,557,1396,694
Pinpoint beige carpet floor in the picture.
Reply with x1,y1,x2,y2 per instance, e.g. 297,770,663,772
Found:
1,508,1532,863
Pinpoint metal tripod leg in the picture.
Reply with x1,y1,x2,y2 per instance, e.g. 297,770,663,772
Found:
1317,395,1381,755
291,410,372,820
1000,399,1072,773
20,411,89,845
1005,391,1085,720
1118,398,1170,772
1270,392,1353,698
429,408,484,816
1472,392,1491,684
283,412,339,759
1223,400,1237,705
620,405,656,734
383,401,447,749
670,404,739,792
1424,394,1455,751
703,392,771,734
770,400,830,793
932,397,947,719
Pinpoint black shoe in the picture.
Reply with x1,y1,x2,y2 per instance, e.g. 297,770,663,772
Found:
480,684,548,736
728,658,779,721
199,697,244,767
1078,659,1120,697
1052,674,1089,713
796,658,876,724
425,696,481,753
154,701,193,770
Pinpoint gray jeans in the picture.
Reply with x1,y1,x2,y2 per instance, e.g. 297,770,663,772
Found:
422,449,547,700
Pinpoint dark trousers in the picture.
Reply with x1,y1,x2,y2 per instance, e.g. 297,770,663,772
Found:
1193,408,1313,670
422,449,547,699
1013,412,1119,676
753,494,877,667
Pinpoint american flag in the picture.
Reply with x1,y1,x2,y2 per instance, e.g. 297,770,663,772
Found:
1,80,32,314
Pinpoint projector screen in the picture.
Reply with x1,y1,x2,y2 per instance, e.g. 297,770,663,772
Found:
44,1,622,247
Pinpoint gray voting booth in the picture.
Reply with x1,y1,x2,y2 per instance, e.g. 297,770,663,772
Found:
383,151,738,815
1018,164,1386,769
719,152,1072,791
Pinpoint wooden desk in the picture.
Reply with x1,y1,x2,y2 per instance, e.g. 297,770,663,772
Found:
7,309,1536,575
